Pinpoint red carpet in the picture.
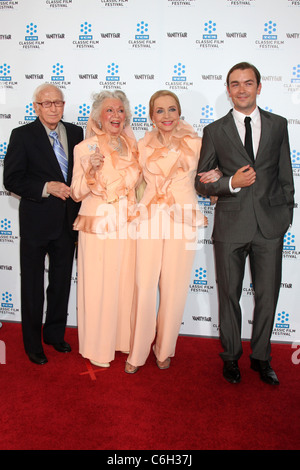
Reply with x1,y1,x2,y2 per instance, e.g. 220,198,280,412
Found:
0,322,299,452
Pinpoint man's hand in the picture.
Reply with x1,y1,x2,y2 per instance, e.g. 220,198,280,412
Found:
231,165,256,189
47,181,71,200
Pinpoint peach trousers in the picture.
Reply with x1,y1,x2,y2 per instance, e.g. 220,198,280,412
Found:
128,216,197,367
77,230,135,364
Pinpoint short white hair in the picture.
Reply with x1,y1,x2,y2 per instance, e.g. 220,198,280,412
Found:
91,90,131,126
33,83,64,102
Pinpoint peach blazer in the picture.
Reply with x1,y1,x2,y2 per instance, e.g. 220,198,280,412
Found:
71,127,140,233
137,120,206,228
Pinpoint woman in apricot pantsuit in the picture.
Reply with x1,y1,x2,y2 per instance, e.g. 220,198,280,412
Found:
125,90,218,374
71,90,140,368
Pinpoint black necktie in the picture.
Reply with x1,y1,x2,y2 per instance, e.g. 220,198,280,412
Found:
244,116,254,162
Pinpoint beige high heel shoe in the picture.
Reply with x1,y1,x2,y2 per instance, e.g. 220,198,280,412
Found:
125,361,139,374
156,357,171,370
90,360,110,368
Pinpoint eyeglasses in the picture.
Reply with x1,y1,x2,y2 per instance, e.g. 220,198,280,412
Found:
36,100,65,108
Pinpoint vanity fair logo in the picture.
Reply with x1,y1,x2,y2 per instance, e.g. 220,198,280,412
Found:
73,21,100,49
165,62,193,90
196,20,224,49
128,21,156,49
99,63,126,89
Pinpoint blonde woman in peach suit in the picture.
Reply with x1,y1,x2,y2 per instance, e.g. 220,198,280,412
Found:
71,91,140,368
125,91,219,374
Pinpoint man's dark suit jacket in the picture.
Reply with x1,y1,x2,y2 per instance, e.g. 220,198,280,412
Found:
195,108,294,243
4,117,84,240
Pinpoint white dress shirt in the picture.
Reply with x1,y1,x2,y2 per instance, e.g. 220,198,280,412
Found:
229,106,261,192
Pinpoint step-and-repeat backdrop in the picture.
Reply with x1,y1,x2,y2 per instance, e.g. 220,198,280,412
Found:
0,0,299,343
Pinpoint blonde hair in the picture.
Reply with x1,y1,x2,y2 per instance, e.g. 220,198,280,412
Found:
149,90,181,120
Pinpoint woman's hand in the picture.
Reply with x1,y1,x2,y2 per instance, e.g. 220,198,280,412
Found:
198,168,222,183
90,147,105,171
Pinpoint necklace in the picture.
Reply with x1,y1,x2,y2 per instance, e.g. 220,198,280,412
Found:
109,136,122,153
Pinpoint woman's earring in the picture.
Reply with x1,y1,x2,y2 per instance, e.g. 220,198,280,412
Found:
98,121,102,129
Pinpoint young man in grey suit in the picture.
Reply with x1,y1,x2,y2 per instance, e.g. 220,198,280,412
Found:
4,84,83,365
195,62,294,385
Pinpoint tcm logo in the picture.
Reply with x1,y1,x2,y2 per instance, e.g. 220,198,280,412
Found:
0,218,12,235
193,267,207,285
0,141,7,160
275,311,290,329
77,103,91,122
133,104,147,123
51,62,65,82
198,195,211,207
135,21,149,40
0,63,12,82
79,21,93,40
106,63,119,82
203,20,217,39
25,22,38,41
291,149,300,168
200,105,214,124
283,232,295,251
1,291,13,308
24,103,36,122
172,62,186,82
262,20,277,40
291,64,300,84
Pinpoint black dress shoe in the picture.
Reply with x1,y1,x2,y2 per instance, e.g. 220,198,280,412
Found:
44,341,71,353
250,358,279,385
223,360,241,384
27,352,48,365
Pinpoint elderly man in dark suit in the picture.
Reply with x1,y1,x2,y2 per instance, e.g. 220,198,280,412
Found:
195,62,294,385
4,84,83,364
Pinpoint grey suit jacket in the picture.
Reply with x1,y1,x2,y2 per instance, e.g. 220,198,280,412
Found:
195,108,294,243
